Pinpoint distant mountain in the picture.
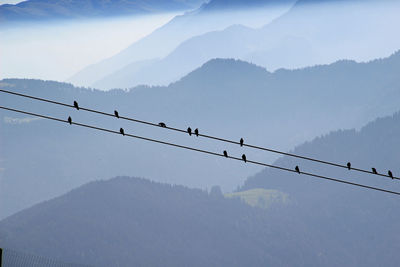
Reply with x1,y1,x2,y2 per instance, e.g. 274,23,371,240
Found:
1,51,400,219
68,0,295,87
0,0,204,23
92,0,400,89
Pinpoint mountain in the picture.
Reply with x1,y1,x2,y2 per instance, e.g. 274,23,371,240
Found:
68,0,295,87
240,110,400,198
0,176,307,267
235,111,400,265
0,0,204,24
2,175,398,266
1,51,400,219
92,0,400,89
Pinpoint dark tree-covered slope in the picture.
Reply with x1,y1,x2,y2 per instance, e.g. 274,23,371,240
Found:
0,176,315,267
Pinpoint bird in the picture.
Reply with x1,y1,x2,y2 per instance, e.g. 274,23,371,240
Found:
223,150,228,158
114,110,119,118
240,138,244,147
347,162,351,170
295,166,300,174
120,128,125,136
187,127,192,136
388,170,394,179
372,168,378,174
73,101,79,110
194,128,199,137
158,122,166,128
242,154,247,163
67,116,72,125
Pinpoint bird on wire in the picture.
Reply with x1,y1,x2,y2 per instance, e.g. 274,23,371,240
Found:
295,166,300,174
120,128,125,136
114,110,119,118
67,116,72,125
347,162,351,170
158,122,166,128
240,138,244,147
194,128,199,137
372,168,378,174
73,101,79,110
223,150,228,158
242,154,247,163
187,127,192,136
389,170,394,179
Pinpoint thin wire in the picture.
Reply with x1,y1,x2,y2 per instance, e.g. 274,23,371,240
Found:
1,105,399,196
0,88,397,180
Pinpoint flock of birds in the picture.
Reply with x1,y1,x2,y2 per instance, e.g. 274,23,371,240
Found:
68,100,395,178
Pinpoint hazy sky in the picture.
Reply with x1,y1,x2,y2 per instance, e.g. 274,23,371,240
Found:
0,13,178,81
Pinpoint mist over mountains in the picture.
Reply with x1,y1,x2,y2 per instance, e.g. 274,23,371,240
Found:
68,0,295,87
1,0,400,265
70,0,400,90
0,0,204,23
1,50,400,219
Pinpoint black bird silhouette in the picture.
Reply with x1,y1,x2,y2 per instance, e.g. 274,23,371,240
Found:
223,150,228,158
120,128,125,136
187,127,192,136
295,166,300,174
372,168,378,174
242,154,247,163
158,122,166,128
67,116,72,125
194,128,199,137
388,170,394,179
240,138,244,147
73,101,79,110
114,110,119,118
347,162,351,170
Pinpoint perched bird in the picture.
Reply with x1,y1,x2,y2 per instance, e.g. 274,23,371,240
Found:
372,168,378,174
388,170,394,179
242,154,247,163
158,122,166,128
194,128,199,137
73,101,79,110
347,162,351,170
295,166,300,174
67,116,72,125
240,138,244,147
223,150,228,158
120,128,125,136
114,110,119,118
187,127,192,136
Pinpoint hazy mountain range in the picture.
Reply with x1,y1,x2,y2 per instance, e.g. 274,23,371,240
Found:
69,0,400,90
1,50,400,219
68,0,296,87
0,0,205,23
1,110,400,266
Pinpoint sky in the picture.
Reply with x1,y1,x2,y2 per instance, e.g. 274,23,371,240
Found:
0,13,178,81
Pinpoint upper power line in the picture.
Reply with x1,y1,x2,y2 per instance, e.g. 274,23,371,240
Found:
0,105,399,197
0,88,397,181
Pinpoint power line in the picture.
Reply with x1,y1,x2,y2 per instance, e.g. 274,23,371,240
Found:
0,88,397,181
1,105,399,196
